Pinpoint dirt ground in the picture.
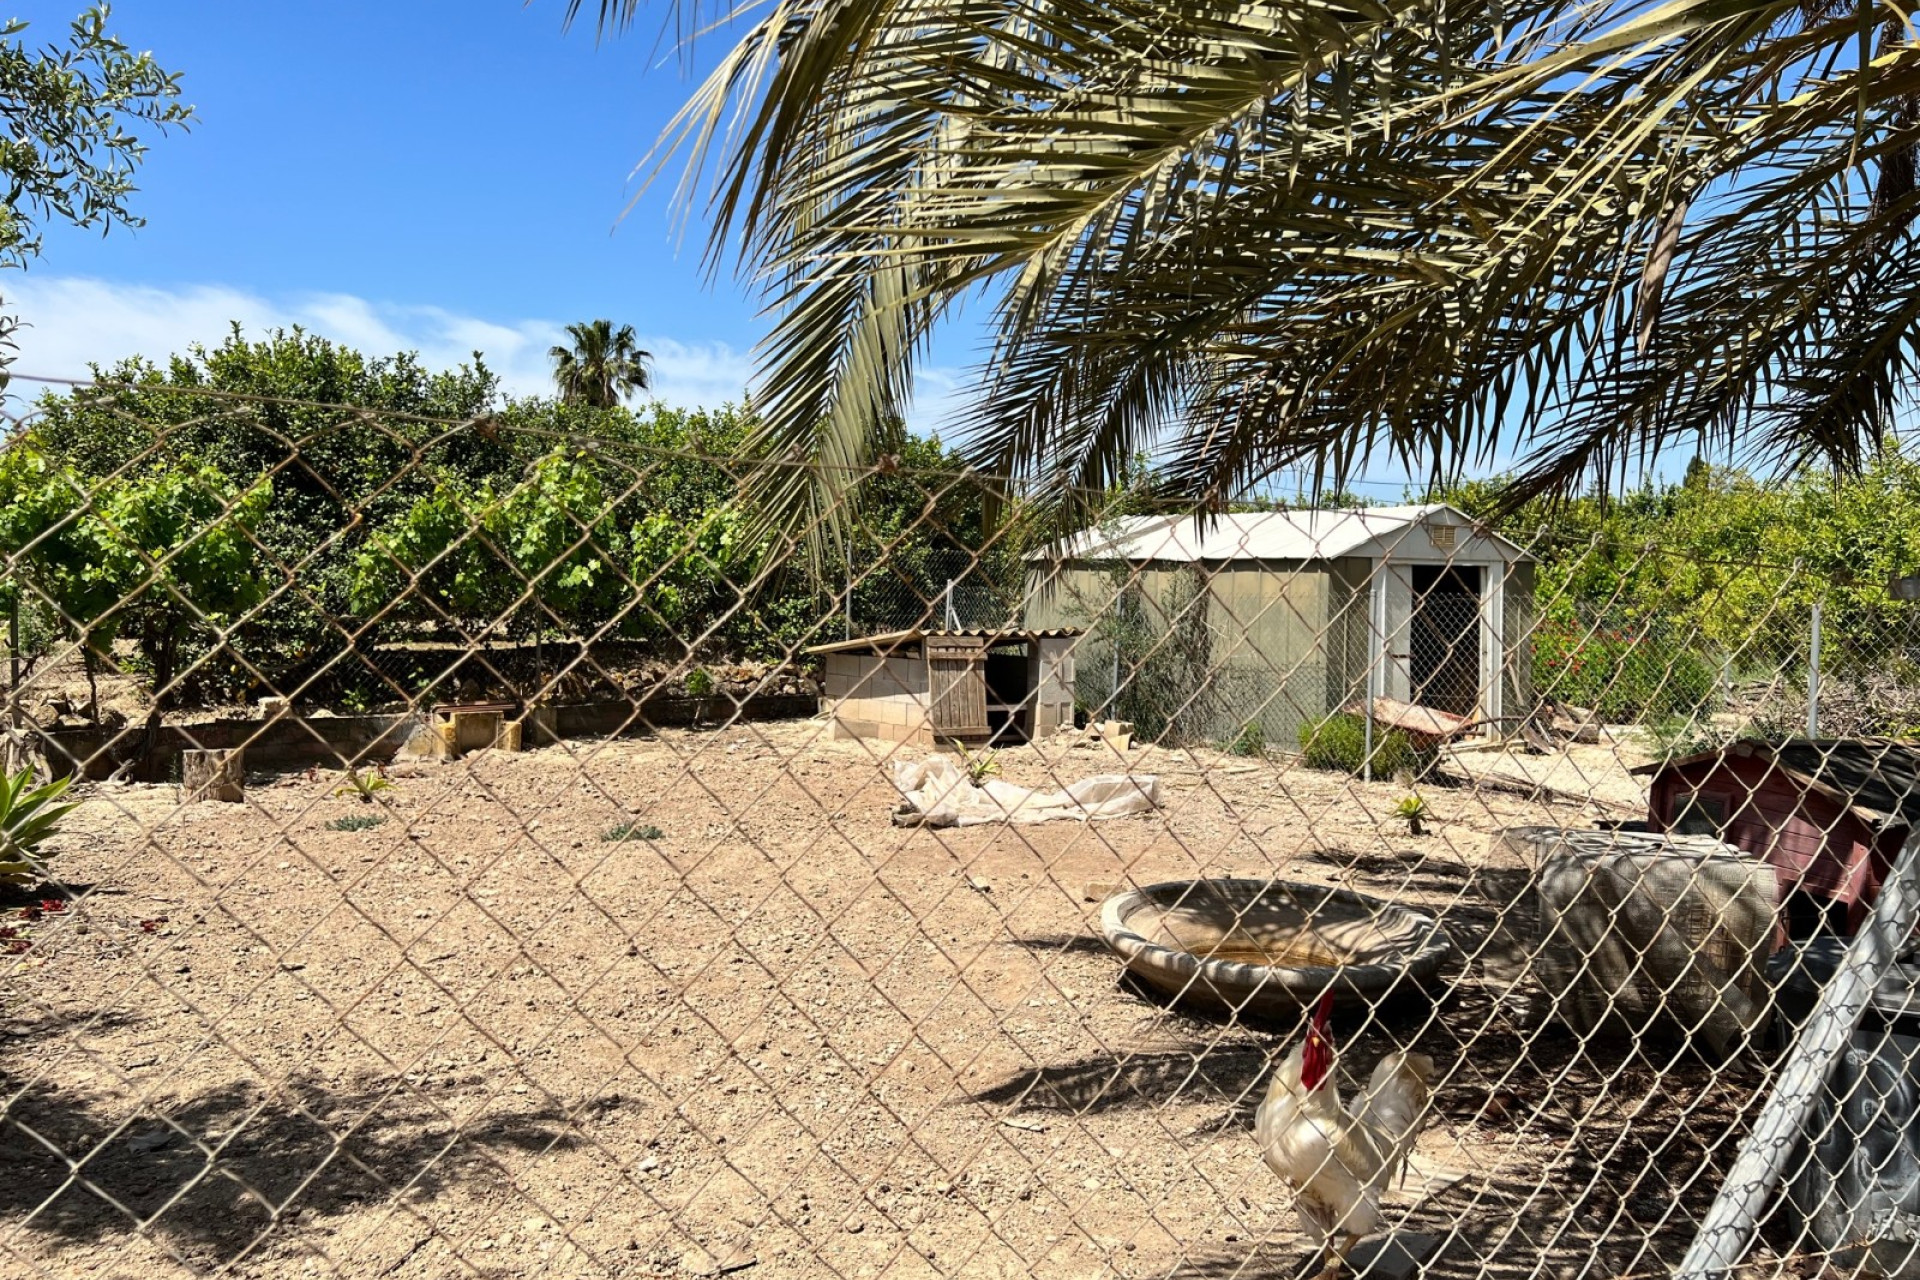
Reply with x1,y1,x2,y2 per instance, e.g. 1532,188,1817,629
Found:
1,719,1772,1280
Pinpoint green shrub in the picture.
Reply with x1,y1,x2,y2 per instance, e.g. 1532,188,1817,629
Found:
1224,722,1267,757
1297,714,1422,776
1076,568,1217,747
604,821,664,843
326,814,384,832
684,667,715,698
1534,622,1717,722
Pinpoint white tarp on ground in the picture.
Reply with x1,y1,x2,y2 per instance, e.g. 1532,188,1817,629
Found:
888,757,1162,827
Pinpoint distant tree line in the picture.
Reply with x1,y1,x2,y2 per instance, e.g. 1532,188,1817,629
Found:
0,327,1026,714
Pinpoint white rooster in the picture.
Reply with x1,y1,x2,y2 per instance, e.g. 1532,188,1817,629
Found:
1255,993,1436,1280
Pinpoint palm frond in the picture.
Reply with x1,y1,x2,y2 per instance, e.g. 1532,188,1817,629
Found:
608,0,1920,538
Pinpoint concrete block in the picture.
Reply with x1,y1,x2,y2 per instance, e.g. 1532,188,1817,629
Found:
1348,1232,1440,1280
398,719,454,761
447,709,503,755
523,705,560,746
182,749,244,803
830,717,878,741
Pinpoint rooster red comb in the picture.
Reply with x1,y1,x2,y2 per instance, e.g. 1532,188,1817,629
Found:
1301,991,1334,1091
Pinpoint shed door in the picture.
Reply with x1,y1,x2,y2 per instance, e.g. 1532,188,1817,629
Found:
1409,565,1484,717
926,637,990,742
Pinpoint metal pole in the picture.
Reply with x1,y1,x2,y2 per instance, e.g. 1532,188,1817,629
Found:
7,596,18,731
1363,697,1374,783
945,579,957,631
1677,826,1920,1280
1364,574,1385,782
844,547,853,641
1807,601,1822,737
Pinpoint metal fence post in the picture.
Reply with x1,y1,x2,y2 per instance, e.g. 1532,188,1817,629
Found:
7,595,17,731
1808,601,1822,737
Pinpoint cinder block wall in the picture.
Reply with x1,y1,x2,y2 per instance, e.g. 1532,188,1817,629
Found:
821,651,935,745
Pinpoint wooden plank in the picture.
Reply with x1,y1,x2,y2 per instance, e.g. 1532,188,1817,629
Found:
34,694,821,780
927,637,989,741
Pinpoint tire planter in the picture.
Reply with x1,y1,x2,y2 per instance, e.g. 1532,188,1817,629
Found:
1097,878,1454,1017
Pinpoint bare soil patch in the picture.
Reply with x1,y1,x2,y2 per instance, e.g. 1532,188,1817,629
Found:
1,721,1768,1279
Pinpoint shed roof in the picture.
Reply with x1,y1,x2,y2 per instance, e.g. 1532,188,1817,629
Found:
1632,738,1920,831
805,626,1081,656
1029,503,1531,565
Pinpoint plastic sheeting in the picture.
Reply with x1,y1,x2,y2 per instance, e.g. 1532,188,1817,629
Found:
888,756,1162,827
1784,1031,1920,1279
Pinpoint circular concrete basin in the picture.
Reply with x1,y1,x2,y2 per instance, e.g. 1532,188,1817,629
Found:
1097,878,1453,1017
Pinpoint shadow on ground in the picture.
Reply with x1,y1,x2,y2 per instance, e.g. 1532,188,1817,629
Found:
976,862,1774,1280
1,1008,580,1270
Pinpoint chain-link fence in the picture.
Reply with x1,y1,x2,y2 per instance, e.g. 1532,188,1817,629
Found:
6,378,1920,1280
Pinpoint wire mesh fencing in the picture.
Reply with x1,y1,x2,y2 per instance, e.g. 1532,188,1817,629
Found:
4,377,1920,1280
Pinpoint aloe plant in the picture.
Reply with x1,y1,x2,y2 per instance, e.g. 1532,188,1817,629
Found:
1393,794,1430,838
0,768,78,887
333,766,395,804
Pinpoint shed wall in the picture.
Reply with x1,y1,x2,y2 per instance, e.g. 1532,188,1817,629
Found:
1501,560,1536,720
1202,562,1331,747
1023,560,1338,746
1025,535,1534,749
1646,754,1893,931
1326,557,1376,721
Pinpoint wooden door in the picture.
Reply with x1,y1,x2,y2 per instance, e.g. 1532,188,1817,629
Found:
926,637,990,742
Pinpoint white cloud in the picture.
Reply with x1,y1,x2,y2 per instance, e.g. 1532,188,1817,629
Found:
0,274,971,434
0,274,757,411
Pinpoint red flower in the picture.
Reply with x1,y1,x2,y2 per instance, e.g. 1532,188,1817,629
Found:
4,939,29,954
138,918,166,933
39,899,67,914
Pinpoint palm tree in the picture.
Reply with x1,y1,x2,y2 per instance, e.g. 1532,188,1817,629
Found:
549,319,652,409
578,0,1920,538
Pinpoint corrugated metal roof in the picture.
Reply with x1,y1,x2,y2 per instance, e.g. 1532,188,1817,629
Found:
1028,504,1531,564
805,627,1083,656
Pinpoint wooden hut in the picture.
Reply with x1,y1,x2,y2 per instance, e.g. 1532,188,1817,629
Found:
808,628,1082,748
1633,738,1920,937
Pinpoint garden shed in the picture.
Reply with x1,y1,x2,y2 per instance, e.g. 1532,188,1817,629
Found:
1022,504,1534,748
809,628,1082,748
1635,737,1920,938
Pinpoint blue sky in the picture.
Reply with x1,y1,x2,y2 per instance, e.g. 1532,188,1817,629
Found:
0,2,1542,501
6,1,980,419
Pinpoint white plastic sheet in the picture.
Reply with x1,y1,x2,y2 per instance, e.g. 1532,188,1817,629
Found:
888,756,1162,827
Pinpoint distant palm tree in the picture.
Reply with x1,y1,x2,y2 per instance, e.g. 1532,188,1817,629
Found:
549,320,652,409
